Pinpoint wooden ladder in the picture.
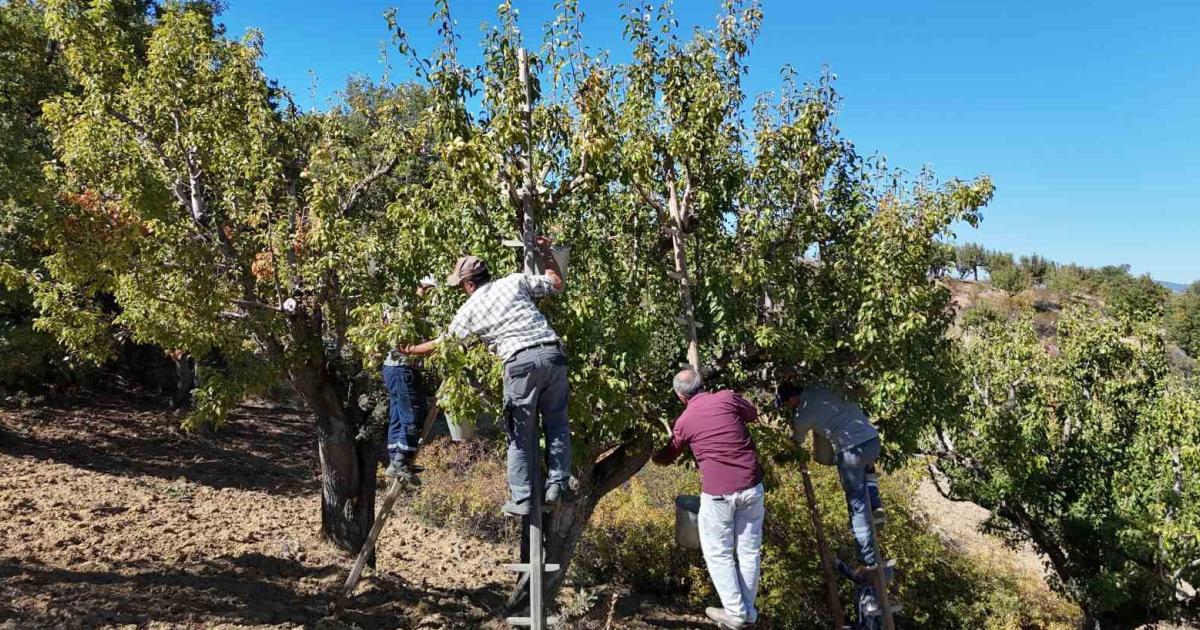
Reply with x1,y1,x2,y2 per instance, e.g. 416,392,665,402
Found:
333,404,441,614
864,472,899,630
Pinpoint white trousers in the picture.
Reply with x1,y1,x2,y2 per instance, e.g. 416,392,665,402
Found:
699,482,765,623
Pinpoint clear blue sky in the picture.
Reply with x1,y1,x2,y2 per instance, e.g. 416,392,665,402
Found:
219,1,1200,284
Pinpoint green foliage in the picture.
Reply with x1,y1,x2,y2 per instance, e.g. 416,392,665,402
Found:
28,0,992,559
1166,282,1200,358
960,302,1007,329
935,306,1200,626
1046,263,1086,295
1103,268,1172,321
1046,263,1170,321
1019,253,1053,285
407,438,520,542
377,0,993,469
955,242,986,280
415,439,1079,628
984,249,1014,272
0,0,70,388
989,264,1031,296
573,465,703,595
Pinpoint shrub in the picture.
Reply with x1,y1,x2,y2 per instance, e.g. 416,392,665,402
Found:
1166,282,1200,359
961,304,1007,329
413,437,1080,628
408,438,519,543
990,265,1032,296
573,467,704,594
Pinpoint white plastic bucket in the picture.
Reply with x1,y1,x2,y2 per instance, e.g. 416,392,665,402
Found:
446,413,476,442
675,495,702,550
550,246,570,278
500,240,570,278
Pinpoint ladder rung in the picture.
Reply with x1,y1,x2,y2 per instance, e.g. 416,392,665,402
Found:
503,563,561,573
506,616,560,626
887,603,903,614
866,473,880,482
503,507,554,518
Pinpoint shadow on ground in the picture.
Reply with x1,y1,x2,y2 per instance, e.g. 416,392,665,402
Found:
0,391,317,496
0,553,506,628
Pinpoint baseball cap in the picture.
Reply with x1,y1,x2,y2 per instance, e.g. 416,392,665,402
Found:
446,255,488,286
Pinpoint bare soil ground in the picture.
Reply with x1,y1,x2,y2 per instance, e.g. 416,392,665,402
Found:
0,390,706,629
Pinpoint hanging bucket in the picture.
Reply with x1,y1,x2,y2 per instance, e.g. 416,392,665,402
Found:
812,432,836,466
446,413,476,442
550,246,571,278
674,495,702,550
500,240,570,278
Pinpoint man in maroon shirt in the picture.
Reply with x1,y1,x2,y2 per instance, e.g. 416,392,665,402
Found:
653,368,764,629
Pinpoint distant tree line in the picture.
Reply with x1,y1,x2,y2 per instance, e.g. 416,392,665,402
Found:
949,243,1198,339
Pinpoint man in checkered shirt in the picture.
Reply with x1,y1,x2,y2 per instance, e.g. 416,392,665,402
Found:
400,237,571,516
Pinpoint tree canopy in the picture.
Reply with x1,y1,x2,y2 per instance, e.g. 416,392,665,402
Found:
937,307,1200,627
15,0,993,603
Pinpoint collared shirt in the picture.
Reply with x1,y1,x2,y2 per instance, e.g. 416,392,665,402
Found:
653,390,763,496
791,386,879,453
446,273,561,362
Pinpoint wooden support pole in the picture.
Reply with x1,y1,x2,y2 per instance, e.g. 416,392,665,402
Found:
517,48,538,276
798,457,846,629
866,474,896,630
333,477,408,614
509,47,548,630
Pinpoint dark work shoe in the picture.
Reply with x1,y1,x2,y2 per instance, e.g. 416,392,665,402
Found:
385,458,421,486
501,498,554,517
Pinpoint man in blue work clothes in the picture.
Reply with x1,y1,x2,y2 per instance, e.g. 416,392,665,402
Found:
399,237,570,516
777,382,884,614
381,276,437,485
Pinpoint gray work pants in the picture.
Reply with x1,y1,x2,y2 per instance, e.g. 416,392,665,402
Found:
503,344,571,503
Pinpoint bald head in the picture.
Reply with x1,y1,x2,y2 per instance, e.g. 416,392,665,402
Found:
672,367,704,401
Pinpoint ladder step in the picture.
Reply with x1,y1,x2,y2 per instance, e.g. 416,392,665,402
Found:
506,616,560,626
503,563,561,573
503,506,554,518
866,473,880,482
866,599,902,616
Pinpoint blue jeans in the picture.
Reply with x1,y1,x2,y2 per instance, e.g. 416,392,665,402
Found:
502,344,571,503
836,437,881,566
383,364,427,460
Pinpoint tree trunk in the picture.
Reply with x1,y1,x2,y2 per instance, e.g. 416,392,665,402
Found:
291,366,377,557
170,354,195,411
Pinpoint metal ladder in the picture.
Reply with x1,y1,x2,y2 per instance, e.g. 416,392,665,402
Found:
504,413,557,628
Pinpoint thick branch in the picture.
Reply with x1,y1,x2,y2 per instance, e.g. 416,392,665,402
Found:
106,106,189,210
339,155,399,215
592,434,655,497
633,183,665,213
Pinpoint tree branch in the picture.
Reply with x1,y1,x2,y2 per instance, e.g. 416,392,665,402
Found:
339,155,399,215
633,183,665,213
106,106,190,211
593,434,655,497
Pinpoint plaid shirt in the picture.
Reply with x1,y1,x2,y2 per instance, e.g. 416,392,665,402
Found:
446,273,561,361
